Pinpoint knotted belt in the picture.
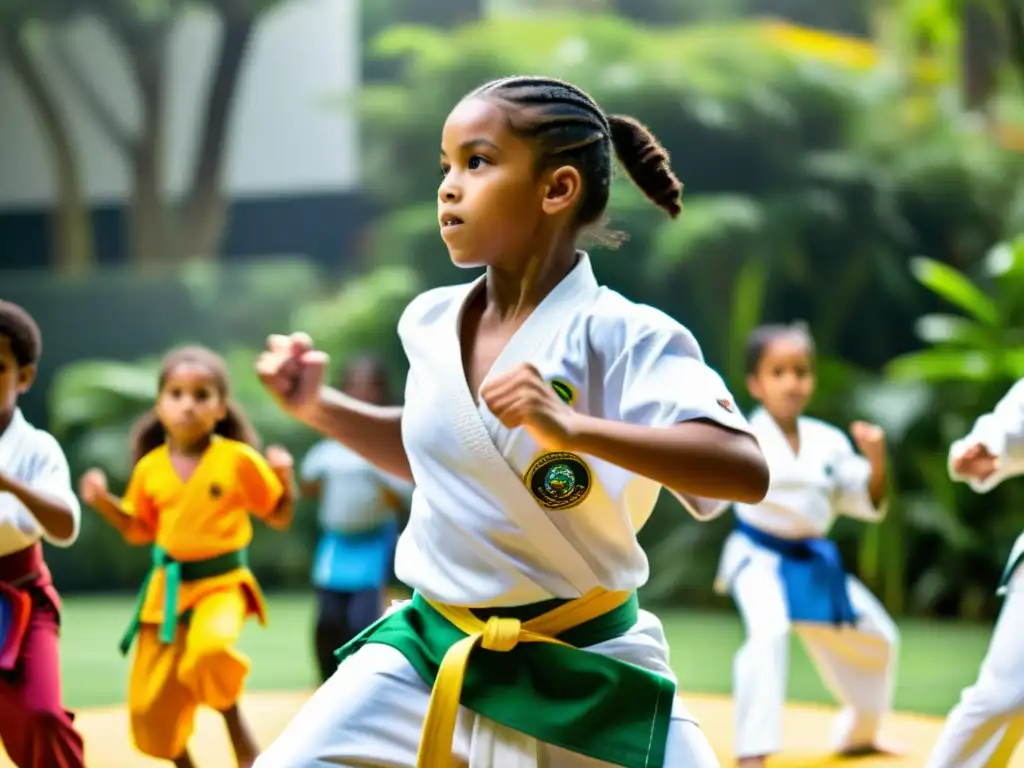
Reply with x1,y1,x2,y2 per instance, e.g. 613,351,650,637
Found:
417,587,632,767
119,545,248,655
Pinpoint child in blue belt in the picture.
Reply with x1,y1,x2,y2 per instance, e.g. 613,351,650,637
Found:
713,323,902,766
299,356,412,682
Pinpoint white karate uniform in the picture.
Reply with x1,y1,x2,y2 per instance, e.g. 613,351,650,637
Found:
927,379,1024,768
714,409,898,759
256,253,752,768
0,408,81,556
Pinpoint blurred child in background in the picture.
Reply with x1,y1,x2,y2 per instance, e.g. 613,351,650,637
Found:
79,345,295,768
0,301,84,768
299,355,412,682
715,323,901,767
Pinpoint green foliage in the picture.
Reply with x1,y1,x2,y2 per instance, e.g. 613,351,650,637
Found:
36,12,1024,616
348,13,1024,614
888,240,1024,383
877,237,1024,617
356,15,1023,373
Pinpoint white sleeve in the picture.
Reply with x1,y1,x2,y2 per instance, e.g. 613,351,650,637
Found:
831,430,886,523
24,433,81,547
604,322,754,521
949,378,1024,493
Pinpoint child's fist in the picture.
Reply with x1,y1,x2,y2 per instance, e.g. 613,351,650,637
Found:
951,442,999,481
78,469,108,506
255,333,327,417
265,445,294,474
850,421,885,461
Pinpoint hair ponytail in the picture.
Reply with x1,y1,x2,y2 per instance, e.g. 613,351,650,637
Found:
128,409,168,467
607,114,683,219
214,400,261,450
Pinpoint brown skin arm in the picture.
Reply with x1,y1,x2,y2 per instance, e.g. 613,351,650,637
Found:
300,478,322,500
260,447,297,531
849,421,888,512
87,490,151,542
263,467,296,531
568,416,770,506
300,388,411,482
0,471,77,541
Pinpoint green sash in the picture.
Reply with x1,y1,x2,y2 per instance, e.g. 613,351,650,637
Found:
119,546,249,655
998,551,1024,596
336,592,675,768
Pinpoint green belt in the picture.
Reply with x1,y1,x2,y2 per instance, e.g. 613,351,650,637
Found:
119,546,249,656
998,550,1024,596
336,591,675,768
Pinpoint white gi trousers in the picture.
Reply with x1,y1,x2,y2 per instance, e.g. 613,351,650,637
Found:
254,607,719,767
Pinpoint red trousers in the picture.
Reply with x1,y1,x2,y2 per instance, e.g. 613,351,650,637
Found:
0,546,84,768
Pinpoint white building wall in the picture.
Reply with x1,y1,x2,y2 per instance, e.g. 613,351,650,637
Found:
0,0,360,211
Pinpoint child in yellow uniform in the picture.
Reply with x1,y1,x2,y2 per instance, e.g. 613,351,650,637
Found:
79,346,295,768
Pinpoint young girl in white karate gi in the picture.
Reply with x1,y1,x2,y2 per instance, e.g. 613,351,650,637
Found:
927,378,1024,768
252,75,772,768
714,323,901,767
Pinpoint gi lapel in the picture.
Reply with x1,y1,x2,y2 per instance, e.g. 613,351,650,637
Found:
440,254,602,595
0,409,25,471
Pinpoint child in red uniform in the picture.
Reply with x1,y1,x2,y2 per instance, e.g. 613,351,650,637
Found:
0,301,85,768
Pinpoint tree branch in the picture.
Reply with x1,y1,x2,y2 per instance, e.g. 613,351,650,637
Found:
49,33,134,153
3,21,96,273
3,25,62,148
185,12,254,206
1001,0,1024,83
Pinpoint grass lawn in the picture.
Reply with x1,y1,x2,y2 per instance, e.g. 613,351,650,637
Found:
60,592,991,716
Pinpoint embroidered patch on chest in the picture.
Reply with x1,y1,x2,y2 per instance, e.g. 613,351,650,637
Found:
550,378,577,406
524,451,592,510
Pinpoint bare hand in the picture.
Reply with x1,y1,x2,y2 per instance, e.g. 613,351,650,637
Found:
78,469,108,506
951,442,999,481
480,364,576,451
265,444,294,474
255,333,328,417
0,471,10,492
850,420,886,461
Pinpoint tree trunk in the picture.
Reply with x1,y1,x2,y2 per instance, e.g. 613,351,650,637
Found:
5,26,95,275
961,2,1001,113
1001,0,1024,85
126,36,172,269
179,14,255,262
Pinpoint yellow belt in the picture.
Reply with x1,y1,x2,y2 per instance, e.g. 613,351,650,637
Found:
417,587,632,767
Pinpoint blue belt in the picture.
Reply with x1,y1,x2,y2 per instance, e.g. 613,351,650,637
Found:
736,520,857,626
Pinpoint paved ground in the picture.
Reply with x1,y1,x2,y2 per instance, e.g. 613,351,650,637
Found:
3,690,1017,767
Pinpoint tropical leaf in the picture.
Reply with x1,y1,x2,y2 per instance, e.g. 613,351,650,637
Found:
885,348,999,382
909,257,1000,325
645,195,765,281
913,313,994,347
49,360,159,438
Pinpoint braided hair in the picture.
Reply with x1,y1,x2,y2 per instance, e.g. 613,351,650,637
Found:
468,76,683,232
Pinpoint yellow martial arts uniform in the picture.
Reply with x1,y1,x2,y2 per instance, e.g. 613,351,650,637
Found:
119,437,284,760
